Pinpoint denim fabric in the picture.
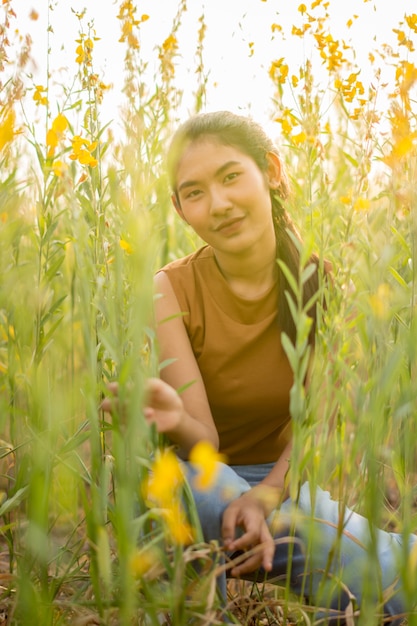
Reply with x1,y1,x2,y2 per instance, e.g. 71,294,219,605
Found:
181,460,417,624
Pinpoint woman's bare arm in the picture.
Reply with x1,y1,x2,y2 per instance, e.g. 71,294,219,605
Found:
151,270,219,456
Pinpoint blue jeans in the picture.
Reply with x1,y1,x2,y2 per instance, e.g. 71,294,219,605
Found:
182,461,417,624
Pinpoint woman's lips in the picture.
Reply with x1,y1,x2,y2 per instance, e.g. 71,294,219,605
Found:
214,216,245,234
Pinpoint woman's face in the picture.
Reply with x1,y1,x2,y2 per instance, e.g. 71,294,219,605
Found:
174,137,280,257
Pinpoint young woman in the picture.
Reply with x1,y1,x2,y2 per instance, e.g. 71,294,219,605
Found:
105,111,415,623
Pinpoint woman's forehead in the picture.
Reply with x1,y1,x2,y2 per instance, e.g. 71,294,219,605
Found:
175,138,250,181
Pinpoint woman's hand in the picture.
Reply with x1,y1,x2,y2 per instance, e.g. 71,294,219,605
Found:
143,377,185,433
101,378,185,434
221,485,281,577
102,377,218,455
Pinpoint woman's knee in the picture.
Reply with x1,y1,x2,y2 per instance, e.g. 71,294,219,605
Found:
180,461,250,541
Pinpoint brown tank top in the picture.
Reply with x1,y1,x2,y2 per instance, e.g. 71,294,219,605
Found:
159,245,293,465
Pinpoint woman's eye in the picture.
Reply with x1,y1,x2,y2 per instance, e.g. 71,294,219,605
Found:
224,172,240,182
185,189,202,200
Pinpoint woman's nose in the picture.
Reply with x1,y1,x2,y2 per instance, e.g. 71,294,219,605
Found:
209,185,232,214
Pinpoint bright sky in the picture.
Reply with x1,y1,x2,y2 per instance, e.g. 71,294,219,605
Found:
10,0,417,131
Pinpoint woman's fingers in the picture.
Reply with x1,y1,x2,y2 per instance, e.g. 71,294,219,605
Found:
229,524,275,576
100,382,119,412
222,493,276,576
145,377,182,411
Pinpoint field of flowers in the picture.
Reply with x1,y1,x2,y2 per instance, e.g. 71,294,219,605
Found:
0,1,416,624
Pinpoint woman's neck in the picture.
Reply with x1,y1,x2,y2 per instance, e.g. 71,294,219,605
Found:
214,244,277,300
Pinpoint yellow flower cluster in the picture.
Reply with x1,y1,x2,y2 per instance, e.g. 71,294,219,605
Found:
33,84,47,106
393,14,417,53
396,60,417,100
334,73,364,102
75,36,94,66
159,34,178,79
269,57,288,84
339,191,371,212
405,13,417,33
274,108,320,147
143,441,224,545
381,59,417,170
45,113,99,175
117,0,149,49
383,107,416,170
314,32,349,73
145,449,194,545
46,113,69,158
69,135,98,168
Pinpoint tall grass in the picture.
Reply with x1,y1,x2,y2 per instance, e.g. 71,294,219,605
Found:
0,1,416,624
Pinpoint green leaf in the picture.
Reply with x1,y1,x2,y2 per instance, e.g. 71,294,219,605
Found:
301,262,316,285
159,357,178,371
388,266,408,289
177,379,197,394
281,332,297,371
342,151,358,167
278,260,299,298
0,486,29,516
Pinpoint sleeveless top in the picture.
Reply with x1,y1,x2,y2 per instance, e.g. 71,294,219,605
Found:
158,245,293,465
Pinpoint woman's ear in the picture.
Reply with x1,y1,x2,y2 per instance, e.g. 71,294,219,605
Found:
171,193,187,221
265,151,282,190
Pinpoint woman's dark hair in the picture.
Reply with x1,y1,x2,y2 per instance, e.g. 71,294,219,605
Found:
167,110,325,346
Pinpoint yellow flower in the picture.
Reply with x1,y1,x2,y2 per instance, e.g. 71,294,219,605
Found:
52,113,69,133
119,238,133,254
298,4,307,14
393,136,414,157
117,0,143,48
145,449,184,505
46,114,69,157
405,13,417,33
0,109,15,150
162,501,195,545
78,150,98,166
292,131,307,144
75,44,85,64
339,193,352,205
269,57,288,83
52,160,68,178
69,135,98,167
280,118,292,134
33,85,47,106
369,284,391,320
46,129,58,151
75,37,94,66
189,440,227,490
162,34,177,53
129,545,164,580
144,450,194,545
353,197,370,212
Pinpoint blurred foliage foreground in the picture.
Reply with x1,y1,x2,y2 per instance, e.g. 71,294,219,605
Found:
0,1,416,624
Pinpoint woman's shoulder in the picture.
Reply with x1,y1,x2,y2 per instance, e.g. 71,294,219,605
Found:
155,246,215,316
157,245,214,276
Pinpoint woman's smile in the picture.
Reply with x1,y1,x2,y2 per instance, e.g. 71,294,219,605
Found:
213,215,245,235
